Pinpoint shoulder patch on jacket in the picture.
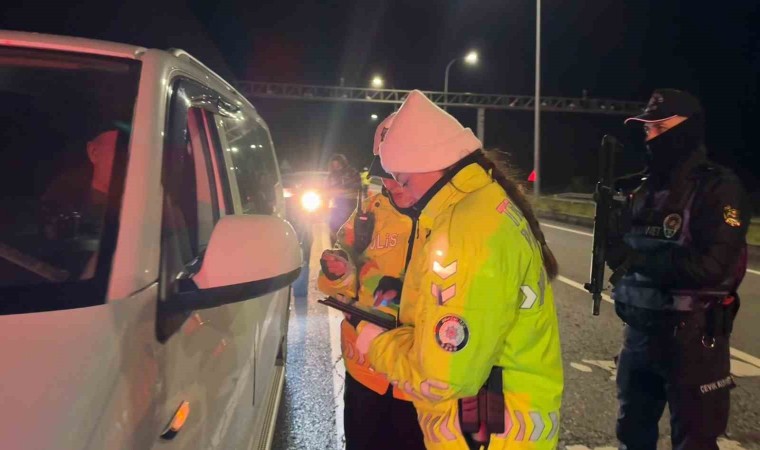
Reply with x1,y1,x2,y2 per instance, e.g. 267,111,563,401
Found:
723,205,741,227
435,315,469,352
495,198,525,226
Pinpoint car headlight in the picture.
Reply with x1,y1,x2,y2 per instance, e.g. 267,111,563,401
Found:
301,190,321,212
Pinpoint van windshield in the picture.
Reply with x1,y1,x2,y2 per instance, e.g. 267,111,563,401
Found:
0,47,140,314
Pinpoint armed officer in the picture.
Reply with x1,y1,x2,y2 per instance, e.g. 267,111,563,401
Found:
607,89,750,450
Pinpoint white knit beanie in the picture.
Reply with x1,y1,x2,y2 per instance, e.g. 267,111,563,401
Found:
379,90,482,173
373,112,396,155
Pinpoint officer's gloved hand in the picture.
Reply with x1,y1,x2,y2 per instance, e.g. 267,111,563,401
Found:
373,276,403,307
605,240,632,271
607,207,632,243
606,240,646,285
320,249,349,280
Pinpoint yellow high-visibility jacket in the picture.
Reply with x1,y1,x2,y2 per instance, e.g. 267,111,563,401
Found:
366,163,564,449
318,191,417,398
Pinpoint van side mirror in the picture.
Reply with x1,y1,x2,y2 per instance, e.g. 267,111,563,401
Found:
163,215,302,313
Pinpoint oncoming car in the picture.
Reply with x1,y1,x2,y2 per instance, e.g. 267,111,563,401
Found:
0,31,301,450
283,171,329,213
281,171,328,296
282,171,329,246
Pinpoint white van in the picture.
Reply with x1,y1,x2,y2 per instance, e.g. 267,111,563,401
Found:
0,31,301,449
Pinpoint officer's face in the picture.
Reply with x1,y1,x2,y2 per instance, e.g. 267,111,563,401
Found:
393,171,445,204
382,178,415,208
643,116,688,141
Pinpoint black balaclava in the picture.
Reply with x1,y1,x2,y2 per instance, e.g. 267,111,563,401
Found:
645,115,705,181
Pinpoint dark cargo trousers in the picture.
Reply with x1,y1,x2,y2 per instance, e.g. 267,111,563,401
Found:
616,319,733,450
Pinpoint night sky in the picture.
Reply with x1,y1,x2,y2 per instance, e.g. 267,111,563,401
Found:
2,0,758,201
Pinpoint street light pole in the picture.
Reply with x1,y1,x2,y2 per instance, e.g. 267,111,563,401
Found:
444,51,478,111
533,0,542,198
443,58,457,110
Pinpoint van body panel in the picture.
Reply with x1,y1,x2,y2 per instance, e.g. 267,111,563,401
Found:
0,31,292,450
107,50,166,300
0,286,161,450
0,30,145,59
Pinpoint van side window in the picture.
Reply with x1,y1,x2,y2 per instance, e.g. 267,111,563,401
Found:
0,48,140,315
160,80,220,299
217,114,278,215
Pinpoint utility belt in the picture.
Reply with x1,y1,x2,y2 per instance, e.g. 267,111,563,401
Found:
699,293,741,345
617,291,740,340
458,367,504,445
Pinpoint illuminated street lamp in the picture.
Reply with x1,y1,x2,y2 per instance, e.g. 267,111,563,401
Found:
464,51,479,65
371,76,384,89
444,50,479,109
370,114,379,120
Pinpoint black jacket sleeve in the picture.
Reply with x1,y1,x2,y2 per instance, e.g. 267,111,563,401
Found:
632,170,750,288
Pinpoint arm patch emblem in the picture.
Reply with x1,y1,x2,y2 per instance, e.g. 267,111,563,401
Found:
723,205,741,228
434,315,469,352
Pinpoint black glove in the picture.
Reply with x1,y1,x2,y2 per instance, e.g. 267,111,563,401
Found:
605,240,648,286
373,276,403,306
607,207,632,244
605,240,633,272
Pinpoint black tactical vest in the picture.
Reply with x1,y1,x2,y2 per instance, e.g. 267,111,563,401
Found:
612,165,743,330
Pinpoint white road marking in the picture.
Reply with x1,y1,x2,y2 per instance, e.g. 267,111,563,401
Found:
727,347,760,369
543,222,593,237
582,359,617,380
716,438,748,450
556,275,613,305
573,356,758,378
312,223,346,450
544,221,760,277
730,359,760,377
570,362,592,373
328,307,345,450
554,275,760,369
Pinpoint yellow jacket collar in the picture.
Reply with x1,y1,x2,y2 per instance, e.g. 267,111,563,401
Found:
421,163,492,219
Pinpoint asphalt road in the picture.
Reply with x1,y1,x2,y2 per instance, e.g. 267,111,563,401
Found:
272,220,760,449
272,223,344,450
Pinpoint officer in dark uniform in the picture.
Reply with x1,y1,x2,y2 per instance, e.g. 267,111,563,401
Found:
606,89,750,450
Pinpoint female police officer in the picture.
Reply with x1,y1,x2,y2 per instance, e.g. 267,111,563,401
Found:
356,91,564,450
318,113,425,450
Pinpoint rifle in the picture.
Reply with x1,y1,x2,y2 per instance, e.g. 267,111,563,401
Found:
584,135,624,316
318,296,398,329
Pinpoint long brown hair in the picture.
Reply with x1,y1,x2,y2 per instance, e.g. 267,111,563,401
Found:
474,150,559,280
